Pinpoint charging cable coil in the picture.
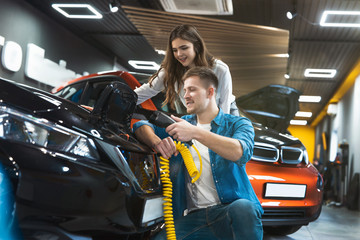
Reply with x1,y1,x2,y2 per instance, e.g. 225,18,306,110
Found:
159,141,202,240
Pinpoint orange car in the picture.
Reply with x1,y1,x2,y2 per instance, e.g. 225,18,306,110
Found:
53,71,323,236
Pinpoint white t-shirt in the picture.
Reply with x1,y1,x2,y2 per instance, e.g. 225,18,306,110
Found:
186,123,220,211
134,59,236,114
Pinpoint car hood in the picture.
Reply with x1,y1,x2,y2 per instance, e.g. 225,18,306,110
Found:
0,78,151,153
252,122,302,148
0,78,95,131
236,85,301,133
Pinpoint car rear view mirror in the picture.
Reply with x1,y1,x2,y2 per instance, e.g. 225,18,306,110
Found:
91,81,137,128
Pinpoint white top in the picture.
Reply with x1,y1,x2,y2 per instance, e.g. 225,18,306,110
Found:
186,123,220,211
134,59,236,114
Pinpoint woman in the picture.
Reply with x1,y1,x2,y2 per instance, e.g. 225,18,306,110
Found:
135,24,239,115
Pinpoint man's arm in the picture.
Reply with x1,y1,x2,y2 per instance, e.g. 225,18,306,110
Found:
166,116,243,162
134,124,178,159
195,128,242,162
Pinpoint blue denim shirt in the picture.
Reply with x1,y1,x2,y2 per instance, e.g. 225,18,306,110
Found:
133,109,263,217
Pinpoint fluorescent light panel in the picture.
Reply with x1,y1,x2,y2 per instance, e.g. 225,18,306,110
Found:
299,95,321,103
295,111,312,118
290,120,308,125
320,11,360,27
52,4,103,19
128,60,160,70
304,68,337,78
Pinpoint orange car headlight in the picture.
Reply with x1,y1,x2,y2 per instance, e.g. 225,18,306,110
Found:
316,172,324,190
303,149,309,165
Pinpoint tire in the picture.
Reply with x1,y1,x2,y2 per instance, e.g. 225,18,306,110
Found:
263,225,302,236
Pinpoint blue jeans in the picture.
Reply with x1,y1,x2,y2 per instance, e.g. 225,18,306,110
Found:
152,199,263,240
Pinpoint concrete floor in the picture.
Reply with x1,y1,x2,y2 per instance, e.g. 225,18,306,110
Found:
263,204,360,240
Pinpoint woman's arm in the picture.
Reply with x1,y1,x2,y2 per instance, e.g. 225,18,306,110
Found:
134,70,166,104
213,60,234,114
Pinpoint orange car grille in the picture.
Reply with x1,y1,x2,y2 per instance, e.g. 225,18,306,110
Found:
252,143,304,165
252,143,279,162
280,146,303,164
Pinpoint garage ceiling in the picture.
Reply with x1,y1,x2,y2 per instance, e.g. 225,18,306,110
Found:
24,0,360,125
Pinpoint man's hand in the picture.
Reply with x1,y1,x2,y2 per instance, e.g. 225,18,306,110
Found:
166,115,196,142
165,115,244,162
134,124,178,159
153,136,178,159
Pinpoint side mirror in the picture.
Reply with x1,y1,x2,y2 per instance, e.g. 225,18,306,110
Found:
91,81,137,128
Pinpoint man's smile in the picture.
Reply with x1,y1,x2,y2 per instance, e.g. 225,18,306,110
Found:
186,100,194,107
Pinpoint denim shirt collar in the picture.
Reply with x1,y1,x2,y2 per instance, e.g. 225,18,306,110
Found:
212,108,224,127
186,108,224,127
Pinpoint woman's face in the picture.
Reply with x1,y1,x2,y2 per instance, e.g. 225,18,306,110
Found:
171,38,196,68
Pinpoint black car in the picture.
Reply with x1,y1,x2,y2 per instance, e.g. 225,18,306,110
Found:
1,71,323,238
0,77,165,239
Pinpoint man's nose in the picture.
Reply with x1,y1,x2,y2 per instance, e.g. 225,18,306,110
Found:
184,91,190,98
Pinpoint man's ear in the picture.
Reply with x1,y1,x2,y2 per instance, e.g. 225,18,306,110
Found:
207,86,215,98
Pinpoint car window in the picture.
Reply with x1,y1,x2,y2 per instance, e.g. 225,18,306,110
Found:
82,81,112,108
55,76,129,109
130,72,152,84
149,92,187,115
54,82,86,103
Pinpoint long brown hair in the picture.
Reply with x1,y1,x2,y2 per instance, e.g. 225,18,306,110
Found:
149,24,215,109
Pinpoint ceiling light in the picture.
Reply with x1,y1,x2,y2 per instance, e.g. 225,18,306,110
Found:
320,10,360,27
286,10,297,20
299,95,321,103
128,60,160,70
290,120,307,125
269,53,289,58
109,0,119,13
159,0,233,15
0,36,4,46
304,68,337,78
327,103,338,116
155,49,166,55
295,111,312,118
52,4,103,19
284,74,290,79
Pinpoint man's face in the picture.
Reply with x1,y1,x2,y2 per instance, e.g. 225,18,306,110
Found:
183,76,210,114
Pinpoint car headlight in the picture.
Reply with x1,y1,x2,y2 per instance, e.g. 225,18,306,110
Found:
0,105,99,160
316,172,323,190
303,149,309,165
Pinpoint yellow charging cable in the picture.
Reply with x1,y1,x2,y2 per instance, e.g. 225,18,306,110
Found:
159,141,202,240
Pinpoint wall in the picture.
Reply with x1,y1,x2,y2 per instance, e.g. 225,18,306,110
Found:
315,74,360,205
0,0,118,91
288,125,315,163
334,75,360,178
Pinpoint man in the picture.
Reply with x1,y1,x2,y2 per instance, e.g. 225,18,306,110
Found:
133,67,263,240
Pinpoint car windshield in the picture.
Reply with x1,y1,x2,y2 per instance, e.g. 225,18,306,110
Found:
129,72,152,84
